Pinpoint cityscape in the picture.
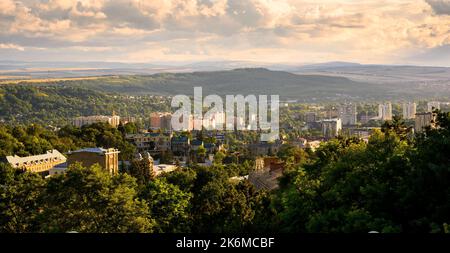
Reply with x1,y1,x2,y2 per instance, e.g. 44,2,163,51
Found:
0,0,450,247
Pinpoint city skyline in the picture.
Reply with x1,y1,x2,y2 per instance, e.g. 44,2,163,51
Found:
0,0,450,66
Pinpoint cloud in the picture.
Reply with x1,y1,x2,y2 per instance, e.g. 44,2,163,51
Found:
426,0,450,15
0,43,25,51
0,0,450,65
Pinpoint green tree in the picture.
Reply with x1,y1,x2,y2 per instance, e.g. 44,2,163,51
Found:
140,178,192,233
0,163,46,233
40,163,153,233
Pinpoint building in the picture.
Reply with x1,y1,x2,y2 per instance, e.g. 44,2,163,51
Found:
360,114,371,124
67,148,120,175
5,149,66,174
402,102,417,119
150,112,172,131
203,111,226,130
190,139,204,152
48,163,68,177
415,112,437,133
249,157,285,191
322,118,342,139
120,116,136,125
171,136,190,156
338,104,357,125
126,132,172,154
72,115,121,128
249,141,282,157
378,102,393,121
305,112,317,123
427,101,441,112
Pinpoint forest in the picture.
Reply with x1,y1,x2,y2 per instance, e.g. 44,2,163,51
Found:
0,85,170,126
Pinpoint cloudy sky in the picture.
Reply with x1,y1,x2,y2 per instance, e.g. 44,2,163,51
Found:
1,0,450,66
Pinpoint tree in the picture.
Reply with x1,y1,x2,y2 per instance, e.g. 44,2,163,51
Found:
140,178,192,233
40,163,153,233
213,151,226,165
192,178,255,233
128,156,155,187
0,163,46,233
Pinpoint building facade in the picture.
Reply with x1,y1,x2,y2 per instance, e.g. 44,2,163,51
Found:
305,112,317,123
402,102,417,119
378,102,393,121
338,104,357,125
126,132,172,154
322,118,342,139
171,136,190,156
72,115,121,128
427,101,441,112
415,112,437,133
5,149,66,174
150,112,172,131
67,148,120,175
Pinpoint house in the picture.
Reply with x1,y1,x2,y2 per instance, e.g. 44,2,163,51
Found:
171,136,190,156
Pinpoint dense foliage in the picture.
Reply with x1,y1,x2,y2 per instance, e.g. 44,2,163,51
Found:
0,122,136,160
0,112,450,233
0,85,170,126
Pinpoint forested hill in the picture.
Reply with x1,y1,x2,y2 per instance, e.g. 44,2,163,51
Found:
0,86,170,126
2,68,447,101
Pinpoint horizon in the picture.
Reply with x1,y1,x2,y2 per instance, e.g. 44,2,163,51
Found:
2,59,450,69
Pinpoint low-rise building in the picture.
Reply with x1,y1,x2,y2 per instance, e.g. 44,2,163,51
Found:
67,148,120,175
171,136,190,156
190,139,204,151
5,149,66,174
249,157,285,191
126,132,172,154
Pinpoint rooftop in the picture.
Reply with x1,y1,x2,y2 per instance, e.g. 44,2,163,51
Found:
69,148,120,155
6,150,66,168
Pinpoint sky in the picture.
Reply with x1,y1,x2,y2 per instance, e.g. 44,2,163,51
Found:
0,0,450,66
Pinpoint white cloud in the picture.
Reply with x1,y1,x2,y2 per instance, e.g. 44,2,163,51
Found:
0,0,450,65
0,43,25,51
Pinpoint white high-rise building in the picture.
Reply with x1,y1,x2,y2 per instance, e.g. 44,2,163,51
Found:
322,118,342,139
402,102,417,119
378,102,393,121
427,101,440,112
338,103,357,125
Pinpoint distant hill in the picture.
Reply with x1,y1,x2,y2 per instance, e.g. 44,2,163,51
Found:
2,68,449,102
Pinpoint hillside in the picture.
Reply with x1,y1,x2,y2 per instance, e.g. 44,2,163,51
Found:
1,68,449,102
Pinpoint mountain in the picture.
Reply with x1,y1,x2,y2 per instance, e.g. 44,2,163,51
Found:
294,63,450,84
8,68,447,102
